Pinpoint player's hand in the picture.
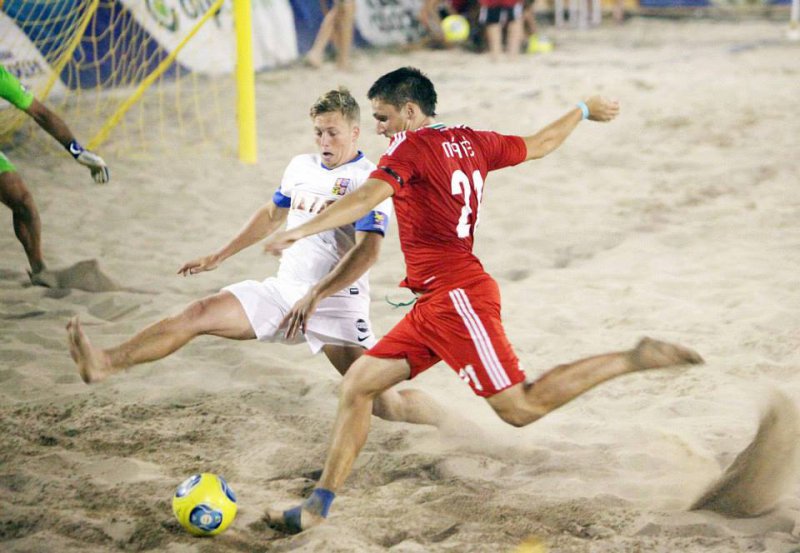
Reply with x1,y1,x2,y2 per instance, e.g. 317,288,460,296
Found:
177,254,221,276
263,230,299,256
281,289,322,340
68,140,110,183
585,96,620,122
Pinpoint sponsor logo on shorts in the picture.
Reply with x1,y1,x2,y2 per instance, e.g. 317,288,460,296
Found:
355,318,370,342
349,287,359,295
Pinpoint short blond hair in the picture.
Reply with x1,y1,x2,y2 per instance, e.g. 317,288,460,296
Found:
309,87,360,124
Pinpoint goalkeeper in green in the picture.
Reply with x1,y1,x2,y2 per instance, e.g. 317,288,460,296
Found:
1,64,109,284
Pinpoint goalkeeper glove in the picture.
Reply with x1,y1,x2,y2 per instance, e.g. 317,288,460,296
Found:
67,140,110,184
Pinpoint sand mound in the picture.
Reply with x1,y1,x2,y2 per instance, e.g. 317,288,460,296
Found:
690,391,800,517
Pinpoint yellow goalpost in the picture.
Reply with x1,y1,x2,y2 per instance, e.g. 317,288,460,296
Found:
234,0,257,164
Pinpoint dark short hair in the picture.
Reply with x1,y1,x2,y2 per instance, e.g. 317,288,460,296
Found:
367,67,437,117
309,87,360,124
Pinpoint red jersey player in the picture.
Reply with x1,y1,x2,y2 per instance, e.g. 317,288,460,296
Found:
263,67,703,533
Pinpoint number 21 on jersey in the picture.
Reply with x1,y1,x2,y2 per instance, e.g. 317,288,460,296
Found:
450,169,485,238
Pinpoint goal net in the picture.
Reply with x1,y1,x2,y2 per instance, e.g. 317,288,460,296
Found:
1,0,238,158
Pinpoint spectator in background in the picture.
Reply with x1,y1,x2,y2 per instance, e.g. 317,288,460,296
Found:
523,0,554,54
479,0,524,61
613,0,626,24
523,0,538,37
419,0,482,50
305,0,355,70
419,0,449,44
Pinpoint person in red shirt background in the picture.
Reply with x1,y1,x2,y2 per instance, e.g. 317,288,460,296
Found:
262,66,703,533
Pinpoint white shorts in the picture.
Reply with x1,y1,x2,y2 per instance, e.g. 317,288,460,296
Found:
223,277,376,354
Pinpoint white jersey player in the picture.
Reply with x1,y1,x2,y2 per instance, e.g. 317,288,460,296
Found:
224,150,391,352
66,88,452,429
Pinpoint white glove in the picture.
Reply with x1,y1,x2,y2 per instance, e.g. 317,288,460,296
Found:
68,140,110,184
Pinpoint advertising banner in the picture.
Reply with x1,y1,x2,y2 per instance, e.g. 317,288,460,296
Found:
251,0,299,68
0,11,68,105
122,0,237,73
126,0,298,72
355,0,426,47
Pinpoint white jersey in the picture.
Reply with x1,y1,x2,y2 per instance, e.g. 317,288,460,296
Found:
272,151,392,305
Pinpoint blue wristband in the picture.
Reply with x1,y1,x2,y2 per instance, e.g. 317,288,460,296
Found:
67,139,85,159
576,101,590,120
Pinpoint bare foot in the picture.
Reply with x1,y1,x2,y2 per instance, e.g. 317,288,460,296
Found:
264,506,324,534
629,337,704,371
66,316,112,383
29,268,59,288
304,51,323,69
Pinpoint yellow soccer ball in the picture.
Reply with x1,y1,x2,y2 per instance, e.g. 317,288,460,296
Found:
513,536,547,553
527,35,554,54
172,473,237,536
441,14,470,44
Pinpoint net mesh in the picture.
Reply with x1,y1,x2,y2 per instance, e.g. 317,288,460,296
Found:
1,0,235,157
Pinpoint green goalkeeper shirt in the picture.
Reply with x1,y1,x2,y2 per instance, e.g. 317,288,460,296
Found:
0,65,35,111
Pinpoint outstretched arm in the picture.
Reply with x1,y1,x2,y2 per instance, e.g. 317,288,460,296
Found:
283,231,383,338
25,98,109,183
25,98,78,147
523,96,619,161
263,179,393,255
178,201,288,276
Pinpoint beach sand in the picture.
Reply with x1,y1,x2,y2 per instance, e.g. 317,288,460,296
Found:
2,17,800,553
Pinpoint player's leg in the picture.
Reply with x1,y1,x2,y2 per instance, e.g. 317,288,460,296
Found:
479,7,503,61
431,278,704,427
333,0,355,70
486,337,704,427
505,5,525,56
523,0,538,35
306,2,337,67
66,291,255,384
0,167,45,275
267,354,411,532
485,22,502,61
322,344,448,426
613,0,624,23
321,355,410,489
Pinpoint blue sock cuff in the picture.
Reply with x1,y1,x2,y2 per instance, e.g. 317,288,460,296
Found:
282,505,303,534
303,487,336,518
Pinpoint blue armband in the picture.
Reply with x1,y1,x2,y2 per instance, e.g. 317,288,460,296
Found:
272,188,291,208
355,210,389,236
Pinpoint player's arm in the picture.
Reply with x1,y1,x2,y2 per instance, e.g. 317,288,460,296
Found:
178,202,288,276
283,230,383,338
523,95,619,161
263,179,393,255
24,98,110,183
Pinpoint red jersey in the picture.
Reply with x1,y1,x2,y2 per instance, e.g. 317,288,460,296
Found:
479,0,520,7
370,124,526,294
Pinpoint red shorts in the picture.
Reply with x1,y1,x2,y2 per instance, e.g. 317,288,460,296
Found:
367,275,524,397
